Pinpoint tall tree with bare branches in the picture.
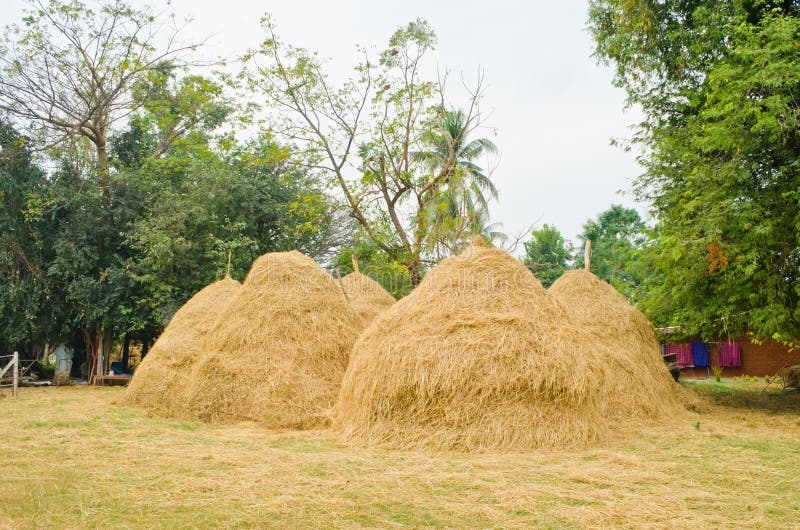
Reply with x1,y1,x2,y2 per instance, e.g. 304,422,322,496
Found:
243,17,497,284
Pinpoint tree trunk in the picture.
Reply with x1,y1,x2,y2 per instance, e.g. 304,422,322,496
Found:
141,337,151,360
121,333,131,373
94,330,101,378
101,328,113,376
96,133,112,213
407,258,422,287
91,328,113,378
84,330,96,383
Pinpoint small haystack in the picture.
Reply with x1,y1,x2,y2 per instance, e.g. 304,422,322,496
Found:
550,269,668,368
333,241,683,451
549,269,699,411
184,251,361,428
339,272,395,326
123,276,241,416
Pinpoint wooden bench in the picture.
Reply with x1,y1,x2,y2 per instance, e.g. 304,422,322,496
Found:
92,375,130,386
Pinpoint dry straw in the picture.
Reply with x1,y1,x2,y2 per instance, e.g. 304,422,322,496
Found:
183,251,361,428
333,241,685,452
339,272,395,327
549,269,672,380
548,269,703,410
123,276,241,417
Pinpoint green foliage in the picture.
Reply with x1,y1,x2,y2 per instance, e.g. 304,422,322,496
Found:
129,134,344,327
332,232,412,299
0,122,51,355
575,205,646,296
589,3,800,339
522,225,572,287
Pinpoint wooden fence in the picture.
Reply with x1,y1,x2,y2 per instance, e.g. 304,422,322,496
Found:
0,352,19,397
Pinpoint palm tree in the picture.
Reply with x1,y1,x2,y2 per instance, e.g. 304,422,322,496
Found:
414,109,503,254
415,109,498,210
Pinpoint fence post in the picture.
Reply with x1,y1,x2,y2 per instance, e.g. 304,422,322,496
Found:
584,240,592,271
12,351,18,397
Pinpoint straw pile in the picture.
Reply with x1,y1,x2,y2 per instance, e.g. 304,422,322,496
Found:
339,272,395,326
333,241,683,451
550,269,670,370
123,277,241,416
183,251,361,428
549,269,701,412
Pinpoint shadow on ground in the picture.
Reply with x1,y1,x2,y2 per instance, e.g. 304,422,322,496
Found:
685,379,800,415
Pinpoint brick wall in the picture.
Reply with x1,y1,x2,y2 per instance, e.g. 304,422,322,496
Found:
677,338,800,379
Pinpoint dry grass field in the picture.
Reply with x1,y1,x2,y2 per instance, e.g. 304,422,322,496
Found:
1,381,799,529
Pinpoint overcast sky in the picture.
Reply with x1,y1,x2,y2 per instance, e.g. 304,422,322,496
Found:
1,0,646,248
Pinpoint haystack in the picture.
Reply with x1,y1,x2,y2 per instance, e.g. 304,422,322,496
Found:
123,276,241,417
549,269,700,411
549,269,666,369
333,241,683,451
183,251,361,428
339,272,395,326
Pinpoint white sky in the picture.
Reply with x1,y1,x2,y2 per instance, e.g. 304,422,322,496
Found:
1,0,646,248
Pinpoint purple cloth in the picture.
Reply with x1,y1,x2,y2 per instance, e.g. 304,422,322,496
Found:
718,341,742,367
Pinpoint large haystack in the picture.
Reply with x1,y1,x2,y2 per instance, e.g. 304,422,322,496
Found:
183,251,361,428
339,272,395,326
123,277,241,416
333,242,683,451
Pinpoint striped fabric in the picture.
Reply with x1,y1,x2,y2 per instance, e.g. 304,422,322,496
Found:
718,341,742,367
666,343,693,368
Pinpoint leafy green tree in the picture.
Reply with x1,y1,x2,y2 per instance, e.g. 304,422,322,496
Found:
119,75,344,356
0,122,52,357
589,3,800,339
0,0,201,375
130,136,343,309
575,205,646,296
332,230,411,299
522,225,573,287
633,16,800,339
243,17,498,285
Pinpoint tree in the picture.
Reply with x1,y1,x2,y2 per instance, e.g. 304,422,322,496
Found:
243,17,497,285
0,121,51,357
633,16,800,339
575,205,646,296
522,225,572,288
0,0,201,208
589,3,800,339
0,0,202,375
414,109,501,256
120,75,344,362
130,136,344,305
